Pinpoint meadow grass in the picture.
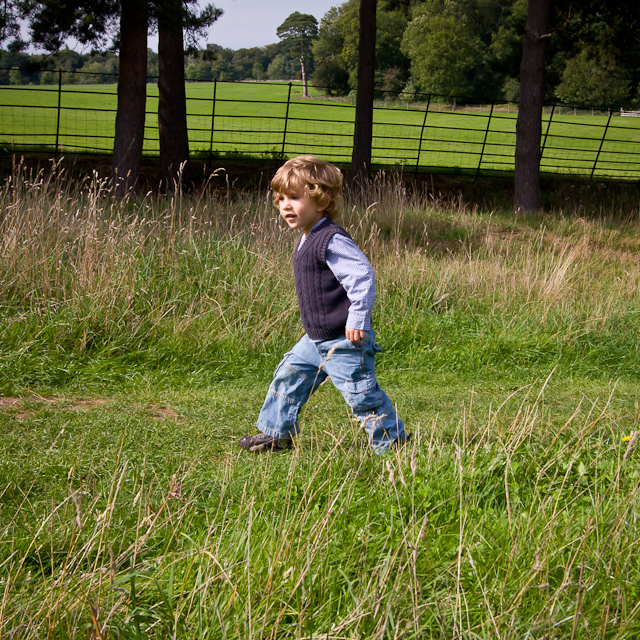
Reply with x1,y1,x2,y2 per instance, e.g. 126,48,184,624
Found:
2,164,640,638
2,81,640,179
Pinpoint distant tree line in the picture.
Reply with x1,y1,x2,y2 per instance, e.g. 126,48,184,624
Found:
3,0,640,110
0,48,152,83
0,43,308,85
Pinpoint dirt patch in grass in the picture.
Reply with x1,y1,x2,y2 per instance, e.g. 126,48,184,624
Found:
0,397,21,408
0,396,186,422
1,396,108,420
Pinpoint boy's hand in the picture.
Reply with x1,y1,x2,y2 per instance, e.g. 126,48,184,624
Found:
346,328,366,344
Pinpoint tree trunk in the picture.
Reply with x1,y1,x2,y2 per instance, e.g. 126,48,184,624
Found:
158,0,190,191
514,0,551,213
111,0,147,197
351,0,376,190
300,47,308,98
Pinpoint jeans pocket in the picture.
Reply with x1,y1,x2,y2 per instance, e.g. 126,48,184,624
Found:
345,375,384,411
272,351,293,379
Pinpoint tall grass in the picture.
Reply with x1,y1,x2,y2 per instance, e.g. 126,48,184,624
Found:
2,163,639,390
2,164,640,638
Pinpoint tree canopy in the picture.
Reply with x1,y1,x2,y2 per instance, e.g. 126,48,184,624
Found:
305,0,640,108
276,12,318,97
401,8,483,99
556,47,631,108
276,12,319,44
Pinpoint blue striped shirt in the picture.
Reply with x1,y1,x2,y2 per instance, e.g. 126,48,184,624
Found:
298,218,375,331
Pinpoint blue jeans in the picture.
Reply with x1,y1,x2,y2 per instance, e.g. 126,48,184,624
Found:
257,330,406,453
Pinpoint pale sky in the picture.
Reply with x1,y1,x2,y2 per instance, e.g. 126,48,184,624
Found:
146,0,339,51
207,0,338,49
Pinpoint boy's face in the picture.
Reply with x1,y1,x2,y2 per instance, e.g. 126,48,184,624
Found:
277,190,326,235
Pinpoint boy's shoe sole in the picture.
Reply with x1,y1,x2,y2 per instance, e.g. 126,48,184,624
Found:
238,433,293,453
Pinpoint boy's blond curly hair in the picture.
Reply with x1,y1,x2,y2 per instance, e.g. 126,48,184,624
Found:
271,155,343,219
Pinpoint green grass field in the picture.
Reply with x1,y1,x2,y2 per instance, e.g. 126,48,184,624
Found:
2,80,640,179
2,168,640,637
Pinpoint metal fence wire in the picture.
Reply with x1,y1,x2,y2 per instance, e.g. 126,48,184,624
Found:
2,68,640,181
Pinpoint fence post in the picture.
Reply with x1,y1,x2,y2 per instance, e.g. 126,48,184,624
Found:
475,98,495,180
540,103,555,160
413,93,431,179
208,79,217,165
281,82,292,160
55,68,62,155
590,108,613,182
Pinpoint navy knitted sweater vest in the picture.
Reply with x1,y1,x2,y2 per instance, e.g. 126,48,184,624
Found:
293,218,352,340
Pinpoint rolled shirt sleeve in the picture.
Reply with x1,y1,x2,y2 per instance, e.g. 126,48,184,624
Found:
324,233,375,331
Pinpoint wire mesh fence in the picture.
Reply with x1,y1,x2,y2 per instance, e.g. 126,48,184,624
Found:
2,68,640,181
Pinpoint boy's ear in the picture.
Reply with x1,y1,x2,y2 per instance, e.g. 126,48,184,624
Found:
315,194,329,212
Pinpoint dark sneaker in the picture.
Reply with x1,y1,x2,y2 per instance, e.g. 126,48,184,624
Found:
238,433,293,453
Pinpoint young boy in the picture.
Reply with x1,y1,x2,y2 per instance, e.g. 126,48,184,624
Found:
239,156,408,454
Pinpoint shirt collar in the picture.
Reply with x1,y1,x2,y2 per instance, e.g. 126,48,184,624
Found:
299,217,328,249
310,217,328,232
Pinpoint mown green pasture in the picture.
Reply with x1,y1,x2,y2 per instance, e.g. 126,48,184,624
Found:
2,80,640,179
